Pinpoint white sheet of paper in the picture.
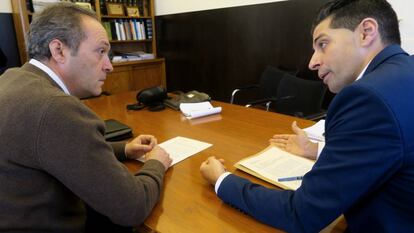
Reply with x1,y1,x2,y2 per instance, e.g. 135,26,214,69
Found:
238,146,314,190
303,120,325,142
179,102,222,119
137,136,212,166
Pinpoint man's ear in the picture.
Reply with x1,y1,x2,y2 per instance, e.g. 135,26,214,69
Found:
48,39,69,64
358,17,380,47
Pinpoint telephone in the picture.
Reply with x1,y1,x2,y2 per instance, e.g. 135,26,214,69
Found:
127,86,167,111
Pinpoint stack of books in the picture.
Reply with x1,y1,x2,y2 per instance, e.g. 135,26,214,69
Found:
111,51,155,62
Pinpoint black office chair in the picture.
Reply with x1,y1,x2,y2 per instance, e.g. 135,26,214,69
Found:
273,73,327,120
230,66,327,120
230,66,287,111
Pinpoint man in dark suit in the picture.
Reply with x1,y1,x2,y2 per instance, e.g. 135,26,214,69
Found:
200,0,414,232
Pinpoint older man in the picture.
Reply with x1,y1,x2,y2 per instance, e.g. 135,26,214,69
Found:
0,3,171,232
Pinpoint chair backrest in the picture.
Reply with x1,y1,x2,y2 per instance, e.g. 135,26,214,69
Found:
258,66,286,99
274,73,327,116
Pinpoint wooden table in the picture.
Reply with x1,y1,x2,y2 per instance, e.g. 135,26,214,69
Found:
83,91,346,233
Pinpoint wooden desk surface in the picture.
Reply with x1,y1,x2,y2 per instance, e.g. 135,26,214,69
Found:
83,91,345,233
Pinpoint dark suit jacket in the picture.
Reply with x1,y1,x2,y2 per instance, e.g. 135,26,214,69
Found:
218,45,414,233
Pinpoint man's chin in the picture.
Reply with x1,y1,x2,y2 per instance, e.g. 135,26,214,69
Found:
78,89,102,99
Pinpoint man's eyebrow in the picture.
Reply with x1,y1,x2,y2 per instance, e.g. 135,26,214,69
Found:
313,33,326,44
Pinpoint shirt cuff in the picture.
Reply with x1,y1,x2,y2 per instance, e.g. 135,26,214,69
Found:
317,141,325,159
214,172,231,194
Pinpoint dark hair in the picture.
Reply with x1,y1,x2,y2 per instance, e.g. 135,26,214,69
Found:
312,0,400,45
26,2,99,60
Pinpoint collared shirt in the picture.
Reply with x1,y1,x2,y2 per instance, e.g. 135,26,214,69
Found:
215,61,372,193
29,59,71,95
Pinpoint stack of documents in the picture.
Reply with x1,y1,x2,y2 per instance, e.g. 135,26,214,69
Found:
303,120,325,142
235,146,315,190
179,102,222,119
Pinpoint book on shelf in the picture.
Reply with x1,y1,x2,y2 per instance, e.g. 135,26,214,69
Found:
145,19,153,39
234,145,315,190
102,18,151,41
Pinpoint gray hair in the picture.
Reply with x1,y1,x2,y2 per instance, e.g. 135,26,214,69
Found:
26,2,99,60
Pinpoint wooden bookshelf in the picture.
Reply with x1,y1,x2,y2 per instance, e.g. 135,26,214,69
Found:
11,0,166,94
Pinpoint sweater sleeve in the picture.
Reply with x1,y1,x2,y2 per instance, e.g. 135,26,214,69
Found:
110,141,128,161
36,95,166,226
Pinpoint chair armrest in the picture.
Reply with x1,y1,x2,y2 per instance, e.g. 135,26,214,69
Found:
245,98,273,107
246,96,294,111
230,84,260,104
302,111,327,121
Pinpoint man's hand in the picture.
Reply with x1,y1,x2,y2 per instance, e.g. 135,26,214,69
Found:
269,121,318,160
200,156,227,185
146,146,172,171
125,134,157,159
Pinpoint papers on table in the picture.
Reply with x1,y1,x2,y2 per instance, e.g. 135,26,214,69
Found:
303,120,325,142
137,136,212,166
179,102,222,119
235,146,315,190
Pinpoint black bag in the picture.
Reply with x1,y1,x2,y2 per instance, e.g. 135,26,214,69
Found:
127,86,167,111
164,90,211,110
104,119,133,141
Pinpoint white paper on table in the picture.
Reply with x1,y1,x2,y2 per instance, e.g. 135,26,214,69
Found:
179,102,222,119
238,146,314,190
303,120,325,142
137,136,212,166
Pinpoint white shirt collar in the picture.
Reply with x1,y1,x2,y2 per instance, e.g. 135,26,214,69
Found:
29,59,71,95
355,61,371,81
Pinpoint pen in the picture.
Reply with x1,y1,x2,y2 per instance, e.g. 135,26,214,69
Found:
278,175,304,182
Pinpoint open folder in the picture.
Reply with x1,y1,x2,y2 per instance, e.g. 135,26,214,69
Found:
235,145,315,190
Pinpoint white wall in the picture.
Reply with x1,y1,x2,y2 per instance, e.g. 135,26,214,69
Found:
154,0,414,54
154,0,286,16
1,0,12,13
388,0,414,54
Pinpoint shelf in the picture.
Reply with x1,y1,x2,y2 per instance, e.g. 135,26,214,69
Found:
110,39,152,43
111,58,165,67
101,15,152,20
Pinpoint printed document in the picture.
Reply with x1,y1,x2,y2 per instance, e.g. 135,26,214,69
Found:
235,146,315,190
137,136,212,166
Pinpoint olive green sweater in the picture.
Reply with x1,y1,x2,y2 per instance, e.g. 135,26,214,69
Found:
0,63,166,232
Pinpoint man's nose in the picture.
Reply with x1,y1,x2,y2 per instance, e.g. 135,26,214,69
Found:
308,52,321,71
103,55,113,73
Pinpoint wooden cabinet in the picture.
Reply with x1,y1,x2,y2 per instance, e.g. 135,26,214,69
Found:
103,58,166,94
11,0,166,94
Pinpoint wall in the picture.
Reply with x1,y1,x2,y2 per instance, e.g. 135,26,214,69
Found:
0,0,12,13
155,0,414,54
0,0,20,74
154,0,286,16
389,0,414,54
155,0,329,104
